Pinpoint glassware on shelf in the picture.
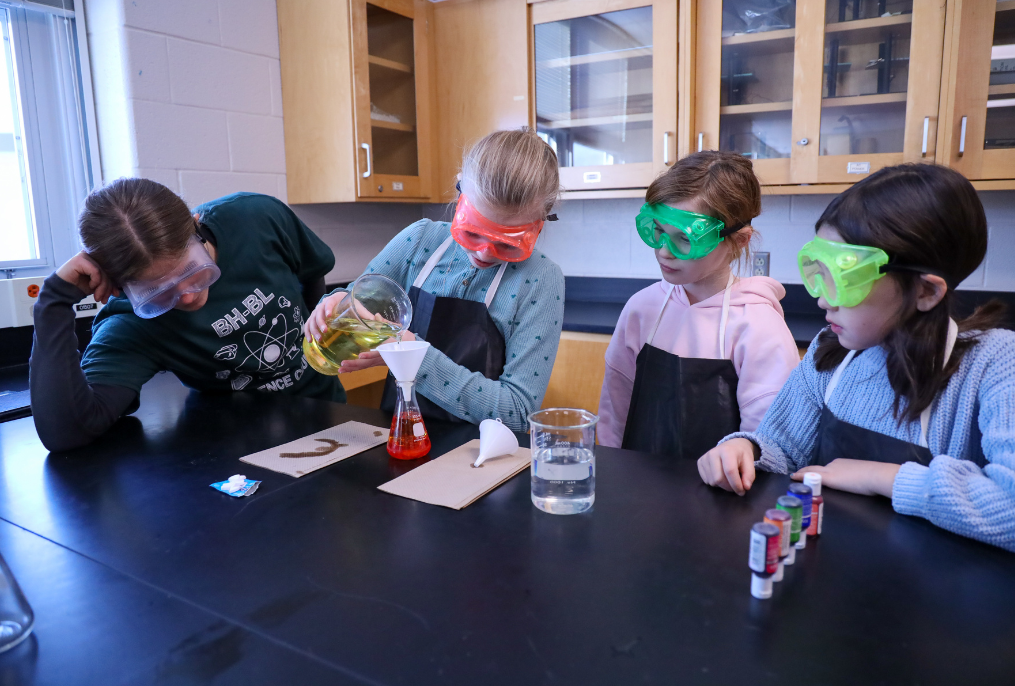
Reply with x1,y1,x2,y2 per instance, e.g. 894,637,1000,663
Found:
985,6,1015,150
366,3,418,176
534,6,654,168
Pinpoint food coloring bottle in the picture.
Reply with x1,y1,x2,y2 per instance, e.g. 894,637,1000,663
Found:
764,508,792,582
804,473,824,536
787,483,813,548
748,522,780,600
776,495,803,564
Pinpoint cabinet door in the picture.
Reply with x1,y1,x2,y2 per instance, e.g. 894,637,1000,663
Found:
939,0,1015,180
350,0,434,200
531,0,678,191
694,0,943,187
802,0,945,183
693,0,798,185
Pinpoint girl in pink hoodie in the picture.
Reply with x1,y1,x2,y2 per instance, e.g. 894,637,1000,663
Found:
598,151,799,459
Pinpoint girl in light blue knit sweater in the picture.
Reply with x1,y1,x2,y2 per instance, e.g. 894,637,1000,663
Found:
698,164,1015,552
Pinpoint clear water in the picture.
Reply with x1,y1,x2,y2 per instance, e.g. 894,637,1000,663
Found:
531,446,595,515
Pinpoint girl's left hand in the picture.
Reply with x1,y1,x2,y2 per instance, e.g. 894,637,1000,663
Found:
792,459,900,498
336,330,416,373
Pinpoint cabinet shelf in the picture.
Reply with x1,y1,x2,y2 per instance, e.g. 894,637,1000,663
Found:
998,0,1015,13
824,13,913,44
989,83,1015,96
537,46,652,70
720,101,792,115
721,28,794,47
371,119,415,132
537,112,653,130
821,91,908,108
368,55,413,74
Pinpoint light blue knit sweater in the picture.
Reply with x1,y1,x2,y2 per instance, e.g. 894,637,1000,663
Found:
724,327,1015,551
361,219,565,431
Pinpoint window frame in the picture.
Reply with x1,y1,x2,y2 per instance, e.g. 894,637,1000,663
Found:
0,0,101,277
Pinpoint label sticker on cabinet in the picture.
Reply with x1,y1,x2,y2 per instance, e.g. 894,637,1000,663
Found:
583,172,602,183
392,182,404,191
847,162,871,174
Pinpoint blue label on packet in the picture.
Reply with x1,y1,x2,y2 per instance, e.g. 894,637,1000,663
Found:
210,478,261,498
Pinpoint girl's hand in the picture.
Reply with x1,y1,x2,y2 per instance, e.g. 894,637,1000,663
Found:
793,459,899,498
55,252,118,304
304,292,388,342
697,438,757,496
336,330,415,373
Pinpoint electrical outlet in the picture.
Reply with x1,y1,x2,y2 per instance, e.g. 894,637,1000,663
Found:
752,252,770,277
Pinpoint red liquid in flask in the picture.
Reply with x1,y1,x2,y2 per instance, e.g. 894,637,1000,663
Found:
387,407,431,459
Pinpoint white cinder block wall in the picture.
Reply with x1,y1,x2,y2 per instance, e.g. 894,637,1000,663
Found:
82,0,1015,291
85,0,287,206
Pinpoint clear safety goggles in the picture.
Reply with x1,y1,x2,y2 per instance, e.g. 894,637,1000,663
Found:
635,204,744,260
449,193,545,262
122,235,221,318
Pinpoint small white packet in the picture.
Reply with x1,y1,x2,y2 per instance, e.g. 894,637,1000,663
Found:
211,474,261,497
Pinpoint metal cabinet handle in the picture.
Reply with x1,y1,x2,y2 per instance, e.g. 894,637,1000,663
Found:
697,132,704,152
797,138,809,146
922,116,930,156
958,116,967,156
663,131,673,165
361,142,372,178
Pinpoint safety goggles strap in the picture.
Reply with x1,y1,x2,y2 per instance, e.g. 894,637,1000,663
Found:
719,221,745,238
880,262,956,289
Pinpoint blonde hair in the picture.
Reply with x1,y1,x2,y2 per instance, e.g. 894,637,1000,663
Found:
460,128,560,216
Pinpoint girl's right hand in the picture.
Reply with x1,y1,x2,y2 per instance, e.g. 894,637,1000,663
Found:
55,252,118,304
697,438,757,496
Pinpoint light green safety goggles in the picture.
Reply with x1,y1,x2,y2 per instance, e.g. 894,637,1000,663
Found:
635,204,744,260
797,236,894,308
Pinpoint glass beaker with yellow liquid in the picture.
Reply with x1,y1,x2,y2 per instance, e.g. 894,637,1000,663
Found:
303,274,413,375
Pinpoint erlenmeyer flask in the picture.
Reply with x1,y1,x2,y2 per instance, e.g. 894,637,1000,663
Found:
387,380,431,460
0,552,33,653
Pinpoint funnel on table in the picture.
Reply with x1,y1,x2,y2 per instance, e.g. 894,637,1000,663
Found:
377,340,432,459
474,419,519,467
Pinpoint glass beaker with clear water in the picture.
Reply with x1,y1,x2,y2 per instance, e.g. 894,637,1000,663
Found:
0,551,33,653
528,408,598,515
302,273,413,375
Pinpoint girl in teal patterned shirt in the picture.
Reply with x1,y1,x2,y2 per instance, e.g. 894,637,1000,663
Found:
306,129,565,431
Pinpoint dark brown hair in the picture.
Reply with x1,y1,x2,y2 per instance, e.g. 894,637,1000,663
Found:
79,178,194,284
645,150,762,267
813,163,1004,422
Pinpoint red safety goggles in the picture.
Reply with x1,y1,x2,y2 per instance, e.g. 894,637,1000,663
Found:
449,193,547,263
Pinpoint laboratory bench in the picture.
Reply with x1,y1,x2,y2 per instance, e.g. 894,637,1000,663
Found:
0,372,1013,684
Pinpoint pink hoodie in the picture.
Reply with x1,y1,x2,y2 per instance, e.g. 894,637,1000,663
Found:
598,276,800,449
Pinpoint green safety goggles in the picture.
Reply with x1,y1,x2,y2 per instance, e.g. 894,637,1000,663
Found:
797,236,894,308
635,204,744,260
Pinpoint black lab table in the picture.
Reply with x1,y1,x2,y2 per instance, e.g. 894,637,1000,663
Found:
1,373,1013,685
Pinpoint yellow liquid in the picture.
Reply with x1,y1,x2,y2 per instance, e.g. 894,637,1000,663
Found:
302,317,400,375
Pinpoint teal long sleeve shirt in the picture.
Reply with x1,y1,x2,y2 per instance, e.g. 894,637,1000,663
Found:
362,219,565,431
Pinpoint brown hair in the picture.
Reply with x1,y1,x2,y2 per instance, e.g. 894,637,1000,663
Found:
78,178,194,284
460,128,560,215
645,150,763,269
812,163,1005,423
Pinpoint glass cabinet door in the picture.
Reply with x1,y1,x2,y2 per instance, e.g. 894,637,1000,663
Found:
806,0,943,182
942,0,1015,180
532,0,677,191
351,0,432,199
715,0,797,185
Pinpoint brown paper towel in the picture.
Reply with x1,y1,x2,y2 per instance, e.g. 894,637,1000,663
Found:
378,439,530,509
240,421,388,477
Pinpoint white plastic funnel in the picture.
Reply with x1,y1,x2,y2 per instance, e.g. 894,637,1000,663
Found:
377,340,431,382
474,418,519,467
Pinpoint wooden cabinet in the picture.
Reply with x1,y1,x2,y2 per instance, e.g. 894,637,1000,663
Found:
530,0,678,192
691,0,944,188
938,0,1015,182
277,0,435,203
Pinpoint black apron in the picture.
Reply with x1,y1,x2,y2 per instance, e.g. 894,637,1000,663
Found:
815,320,986,468
621,277,741,460
381,236,508,422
